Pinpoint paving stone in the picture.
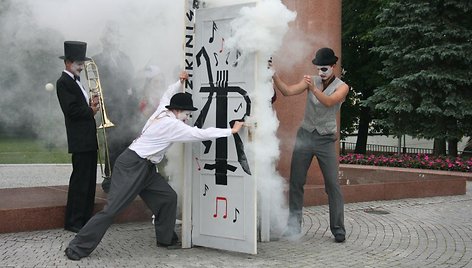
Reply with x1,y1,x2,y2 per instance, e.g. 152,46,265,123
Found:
1,172,472,267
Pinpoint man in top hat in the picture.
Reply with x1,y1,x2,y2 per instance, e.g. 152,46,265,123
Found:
271,47,349,243
64,71,245,261
57,41,100,233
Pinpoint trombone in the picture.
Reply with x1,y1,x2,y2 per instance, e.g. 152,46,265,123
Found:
84,59,115,179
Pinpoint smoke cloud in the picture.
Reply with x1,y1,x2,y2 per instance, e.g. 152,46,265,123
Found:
225,0,296,237
0,0,185,145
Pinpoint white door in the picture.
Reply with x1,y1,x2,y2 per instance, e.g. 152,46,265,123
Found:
191,3,257,254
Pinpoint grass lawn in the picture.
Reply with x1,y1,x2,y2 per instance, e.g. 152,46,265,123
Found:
0,137,70,164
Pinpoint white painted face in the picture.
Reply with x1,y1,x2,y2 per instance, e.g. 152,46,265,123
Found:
176,111,192,122
70,61,85,77
317,65,333,80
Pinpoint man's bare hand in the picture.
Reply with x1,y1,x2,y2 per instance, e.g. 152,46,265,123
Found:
90,95,100,115
179,71,189,84
231,121,244,134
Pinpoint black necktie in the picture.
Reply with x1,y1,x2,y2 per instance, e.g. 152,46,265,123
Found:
74,75,80,82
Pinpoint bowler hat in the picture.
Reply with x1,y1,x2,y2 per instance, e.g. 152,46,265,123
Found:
166,93,198,111
312,47,338,65
59,41,91,61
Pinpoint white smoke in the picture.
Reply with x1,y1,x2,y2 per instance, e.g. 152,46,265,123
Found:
225,0,296,236
0,0,185,146
225,0,296,56
275,26,322,74
24,0,184,73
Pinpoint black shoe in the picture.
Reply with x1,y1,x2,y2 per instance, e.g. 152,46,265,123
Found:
65,248,81,261
157,232,181,250
64,226,81,233
157,241,181,250
335,234,345,243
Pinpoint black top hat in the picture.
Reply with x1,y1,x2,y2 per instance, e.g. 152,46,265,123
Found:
312,47,338,65
59,41,91,61
166,93,198,111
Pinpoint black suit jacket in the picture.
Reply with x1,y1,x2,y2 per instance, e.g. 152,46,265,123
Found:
56,72,98,153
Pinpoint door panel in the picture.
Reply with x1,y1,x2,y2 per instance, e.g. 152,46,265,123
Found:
191,2,257,254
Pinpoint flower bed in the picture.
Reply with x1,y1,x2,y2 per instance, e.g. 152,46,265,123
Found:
340,153,472,173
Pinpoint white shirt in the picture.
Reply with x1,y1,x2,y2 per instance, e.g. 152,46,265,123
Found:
64,70,89,102
129,80,232,164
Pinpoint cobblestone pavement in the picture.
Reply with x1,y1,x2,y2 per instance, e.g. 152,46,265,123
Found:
1,182,472,268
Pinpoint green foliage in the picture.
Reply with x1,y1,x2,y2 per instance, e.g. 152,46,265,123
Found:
367,0,472,140
341,0,388,139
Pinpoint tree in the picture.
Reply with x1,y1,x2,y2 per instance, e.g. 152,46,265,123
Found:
342,0,387,153
367,0,472,156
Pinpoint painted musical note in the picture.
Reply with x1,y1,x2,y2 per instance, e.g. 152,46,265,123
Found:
232,50,242,67
225,51,230,65
219,38,225,53
195,157,201,171
213,52,218,66
203,184,209,196
234,103,242,113
209,21,217,43
213,196,228,219
233,208,240,223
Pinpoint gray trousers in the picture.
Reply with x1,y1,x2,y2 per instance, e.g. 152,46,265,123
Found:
288,128,345,236
68,148,177,257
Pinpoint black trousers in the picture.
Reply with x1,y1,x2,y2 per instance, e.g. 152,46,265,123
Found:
65,151,98,229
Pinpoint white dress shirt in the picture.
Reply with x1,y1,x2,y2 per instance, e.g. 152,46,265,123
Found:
129,80,232,164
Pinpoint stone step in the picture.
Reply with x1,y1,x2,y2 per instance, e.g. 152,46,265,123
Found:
0,166,468,234
0,185,152,233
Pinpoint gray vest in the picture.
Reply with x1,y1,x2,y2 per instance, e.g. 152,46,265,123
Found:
300,76,345,135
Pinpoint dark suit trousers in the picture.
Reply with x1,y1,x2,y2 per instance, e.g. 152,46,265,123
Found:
67,149,177,258
65,151,98,229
